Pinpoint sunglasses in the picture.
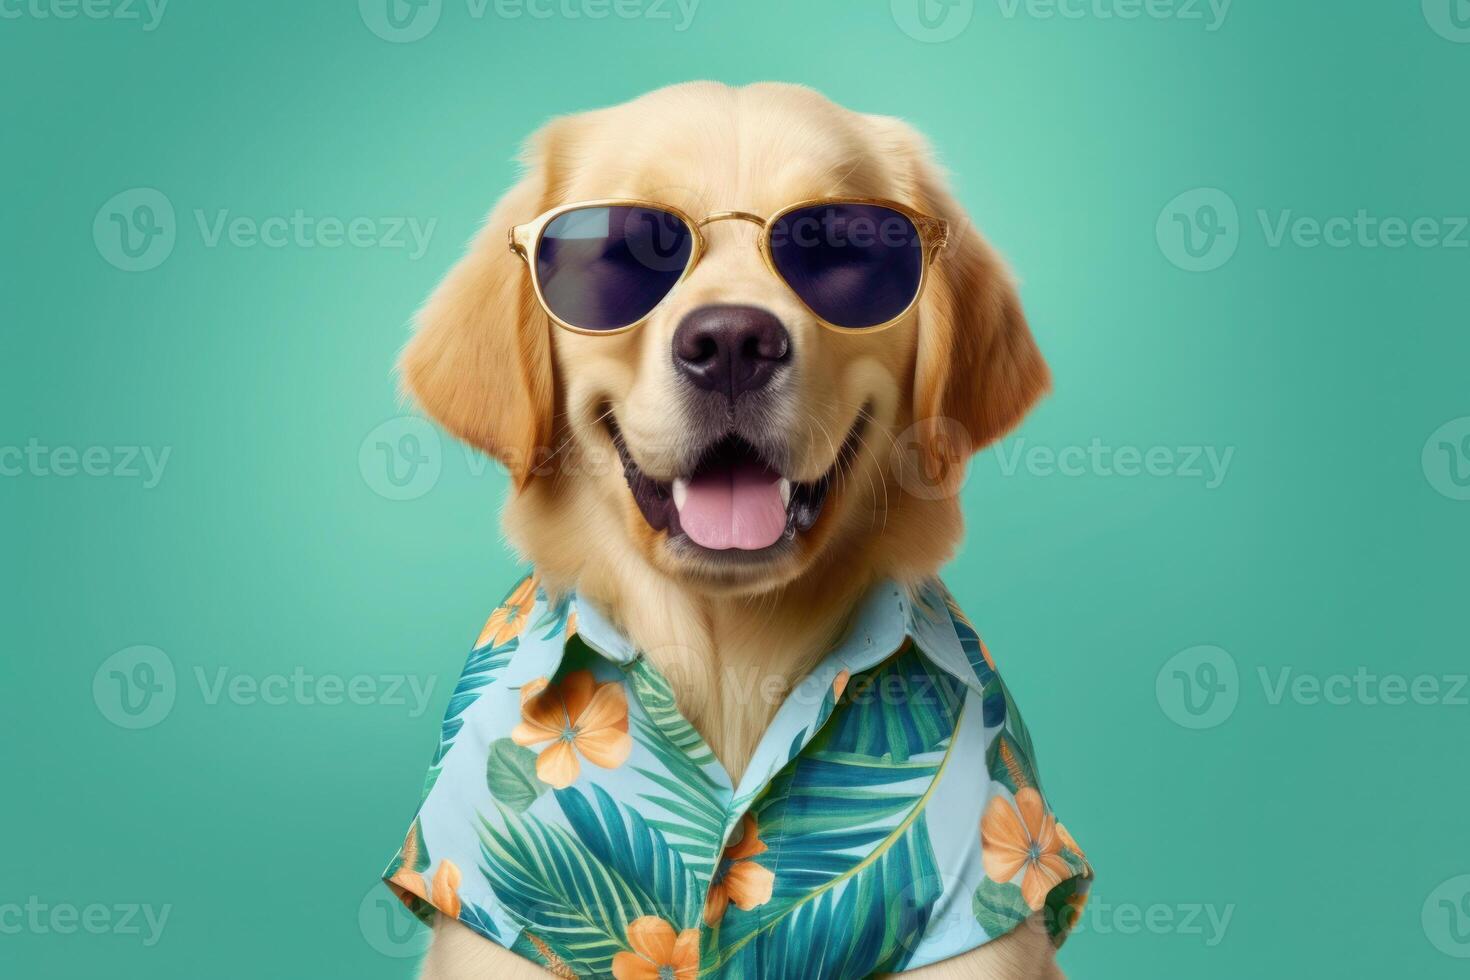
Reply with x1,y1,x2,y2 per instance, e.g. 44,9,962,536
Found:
508,198,950,335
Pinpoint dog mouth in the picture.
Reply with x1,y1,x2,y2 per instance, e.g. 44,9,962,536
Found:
607,416,865,555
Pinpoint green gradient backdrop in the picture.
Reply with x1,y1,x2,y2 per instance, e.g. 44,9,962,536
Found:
4,2,1468,977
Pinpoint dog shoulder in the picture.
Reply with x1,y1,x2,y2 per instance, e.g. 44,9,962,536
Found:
420,916,560,980
891,916,1064,980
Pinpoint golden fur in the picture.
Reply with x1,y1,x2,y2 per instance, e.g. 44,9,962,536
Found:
402,81,1055,978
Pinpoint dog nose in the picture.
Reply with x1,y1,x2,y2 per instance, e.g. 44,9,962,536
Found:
672,305,791,400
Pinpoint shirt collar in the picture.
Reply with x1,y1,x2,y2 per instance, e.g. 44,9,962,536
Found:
498,574,986,696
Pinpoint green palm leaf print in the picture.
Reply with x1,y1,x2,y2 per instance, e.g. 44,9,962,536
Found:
427,582,570,794
479,784,702,976
718,815,943,978
625,659,729,875
708,649,966,974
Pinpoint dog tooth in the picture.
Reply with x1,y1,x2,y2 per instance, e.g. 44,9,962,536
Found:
779,478,792,508
672,478,688,510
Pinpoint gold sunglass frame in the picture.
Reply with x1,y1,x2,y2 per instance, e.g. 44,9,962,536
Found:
508,197,951,337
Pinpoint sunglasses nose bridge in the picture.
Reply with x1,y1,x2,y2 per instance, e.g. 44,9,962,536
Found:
691,210,771,268
697,211,766,231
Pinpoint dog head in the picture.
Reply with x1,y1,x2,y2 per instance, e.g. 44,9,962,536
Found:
402,82,1047,596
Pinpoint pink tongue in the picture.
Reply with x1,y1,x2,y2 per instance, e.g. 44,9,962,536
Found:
676,461,787,551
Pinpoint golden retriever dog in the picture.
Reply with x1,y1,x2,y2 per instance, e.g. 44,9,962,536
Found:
399,81,1061,979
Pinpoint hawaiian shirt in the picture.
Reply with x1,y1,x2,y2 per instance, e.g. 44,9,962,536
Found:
384,573,1091,979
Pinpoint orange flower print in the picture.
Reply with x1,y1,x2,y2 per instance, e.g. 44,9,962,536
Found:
388,823,430,909
703,815,776,925
946,595,996,670
387,867,424,910
477,576,538,649
611,916,699,980
1055,821,1086,867
428,859,462,919
511,670,632,789
832,670,851,702
981,788,1073,911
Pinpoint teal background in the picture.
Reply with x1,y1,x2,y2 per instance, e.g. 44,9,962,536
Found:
3,1,1468,977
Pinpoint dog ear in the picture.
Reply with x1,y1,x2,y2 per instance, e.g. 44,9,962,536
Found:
399,122,570,487
866,116,1051,484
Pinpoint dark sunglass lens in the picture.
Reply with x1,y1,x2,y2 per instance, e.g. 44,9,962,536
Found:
768,204,924,328
536,206,693,331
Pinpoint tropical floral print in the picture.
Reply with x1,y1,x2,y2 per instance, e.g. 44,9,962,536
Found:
386,822,428,905
384,574,1090,978
702,815,775,925
981,788,1072,911
831,669,850,701
1056,821,1088,874
419,577,573,798
511,670,632,789
386,824,481,928
429,859,463,918
477,574,538,649
611,917,701,980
